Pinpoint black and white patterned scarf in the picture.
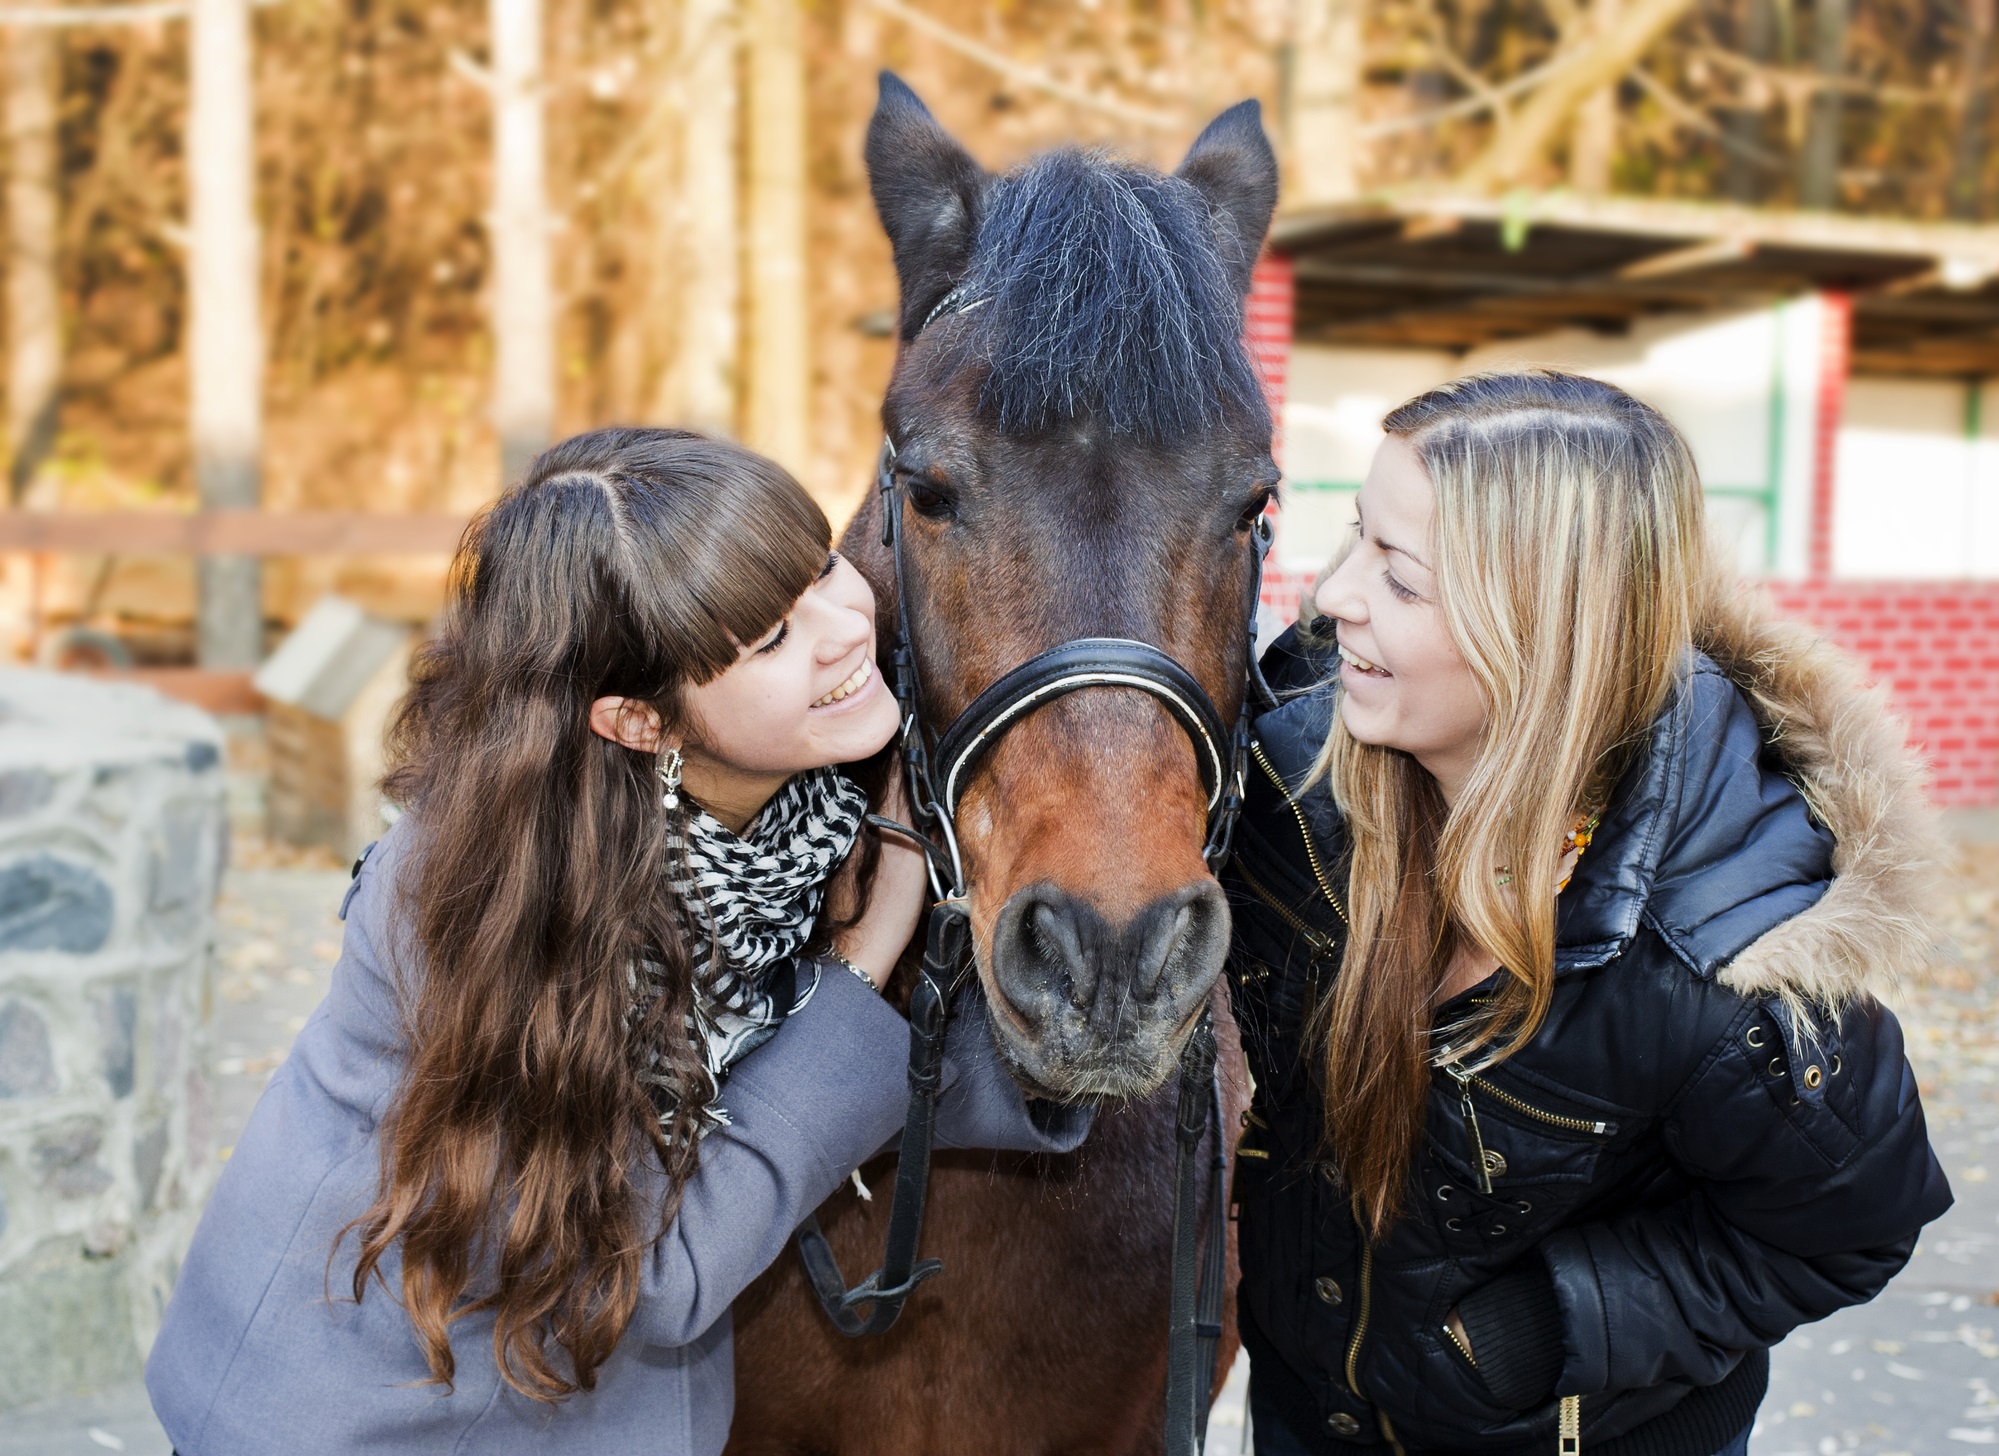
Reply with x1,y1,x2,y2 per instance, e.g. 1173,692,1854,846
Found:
635,766,868,1132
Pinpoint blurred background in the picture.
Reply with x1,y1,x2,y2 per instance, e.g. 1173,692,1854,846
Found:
0,0,1995,1451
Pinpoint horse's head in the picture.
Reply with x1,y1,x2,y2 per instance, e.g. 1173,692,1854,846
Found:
852,76,1280,1101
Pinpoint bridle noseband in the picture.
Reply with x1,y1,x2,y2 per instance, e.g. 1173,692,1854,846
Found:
794,295,1277,1456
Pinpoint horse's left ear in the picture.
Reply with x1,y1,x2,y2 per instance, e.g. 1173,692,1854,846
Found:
1174,100,1279,295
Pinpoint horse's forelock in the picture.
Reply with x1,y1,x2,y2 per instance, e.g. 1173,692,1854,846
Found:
957,149,1266,443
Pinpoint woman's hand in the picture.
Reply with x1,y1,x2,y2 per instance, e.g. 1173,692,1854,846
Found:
832,773,930,990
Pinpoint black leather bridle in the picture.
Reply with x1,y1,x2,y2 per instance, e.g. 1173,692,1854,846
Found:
794,300,1276,1456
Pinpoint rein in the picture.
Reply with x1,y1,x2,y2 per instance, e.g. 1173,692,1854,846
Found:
794,305,1276,1455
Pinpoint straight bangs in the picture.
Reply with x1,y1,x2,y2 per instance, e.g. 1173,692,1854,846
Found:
619,442,832,685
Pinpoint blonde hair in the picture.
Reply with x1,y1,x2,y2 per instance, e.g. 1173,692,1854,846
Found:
1308,370,1710,1233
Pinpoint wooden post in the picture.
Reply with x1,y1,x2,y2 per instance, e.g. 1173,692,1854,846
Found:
1569,0,1621,192
6,26,60,505
743,0,807,476
1288,0,1362,205
1798,0,1848,208
489,0,554,485
1722,0,1775,202
667,0,739,437
188,0,264,667
1952,0,1995,220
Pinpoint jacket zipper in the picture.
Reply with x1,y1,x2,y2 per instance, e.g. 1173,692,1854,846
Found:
1234,858,1337,956
1463,1071,1615,1138
1250,740,1348,925
1444,1066,1496,1194
1344,1204,1373,1396
1378,1412,1409,1456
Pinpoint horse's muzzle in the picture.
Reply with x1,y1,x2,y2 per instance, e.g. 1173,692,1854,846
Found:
984,878,1230,1099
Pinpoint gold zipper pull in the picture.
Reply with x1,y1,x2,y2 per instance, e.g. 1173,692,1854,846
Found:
1559,1394,1581,1455
1448,1065,1493,1195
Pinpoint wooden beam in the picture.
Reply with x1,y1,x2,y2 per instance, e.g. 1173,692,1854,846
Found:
0,511,471,554
1275,191,1999,272
1616,237,1755,279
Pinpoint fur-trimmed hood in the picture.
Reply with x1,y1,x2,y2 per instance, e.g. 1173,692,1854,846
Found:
1697,586,1949,1012
1550,580,1949,1021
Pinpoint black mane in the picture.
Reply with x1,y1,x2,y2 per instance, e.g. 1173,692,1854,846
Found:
955,148,1267,443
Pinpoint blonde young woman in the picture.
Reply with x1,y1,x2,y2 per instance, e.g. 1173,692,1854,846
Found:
1224,372,1952,1456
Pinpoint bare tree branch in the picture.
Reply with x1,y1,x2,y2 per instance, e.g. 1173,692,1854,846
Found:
862,0,1188,132
1629,64,1785,168
1690,43,1954,106
1457,0,1704,189
1360,49,1584,138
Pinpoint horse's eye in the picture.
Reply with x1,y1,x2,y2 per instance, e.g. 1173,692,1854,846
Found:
1237,489,1275,531
905,477,954,519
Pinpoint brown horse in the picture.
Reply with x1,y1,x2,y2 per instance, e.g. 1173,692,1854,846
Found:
728,76,1280,1456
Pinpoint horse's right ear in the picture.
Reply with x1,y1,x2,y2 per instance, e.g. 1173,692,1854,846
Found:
1175,100,1279,296
866,73,990,339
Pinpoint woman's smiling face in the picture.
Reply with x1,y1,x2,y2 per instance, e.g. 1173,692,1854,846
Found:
1314,434,1488,804
678,551,901,778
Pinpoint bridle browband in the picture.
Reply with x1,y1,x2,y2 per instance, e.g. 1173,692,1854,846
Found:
793,288,1277,1456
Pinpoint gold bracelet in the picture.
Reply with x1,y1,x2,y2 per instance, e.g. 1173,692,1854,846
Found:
828,950,877,990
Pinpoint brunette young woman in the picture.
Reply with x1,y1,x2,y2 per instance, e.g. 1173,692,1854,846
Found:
1225,371,1952,1456
145,428,1087,1453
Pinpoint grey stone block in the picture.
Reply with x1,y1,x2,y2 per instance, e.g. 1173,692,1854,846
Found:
0,998,58,1099
0,769,54,819
0,1240,140,1409
33,1119,113,1200
96,985,136,1099
148,804,212,916
0,854,113,954
132,1124,167,1213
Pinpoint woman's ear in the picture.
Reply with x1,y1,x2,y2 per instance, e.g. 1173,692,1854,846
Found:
588,696,669,754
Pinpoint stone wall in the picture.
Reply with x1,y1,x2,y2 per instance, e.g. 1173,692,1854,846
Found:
0,670,224,1410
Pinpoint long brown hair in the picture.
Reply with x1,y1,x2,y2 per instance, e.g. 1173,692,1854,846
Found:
1308,371,1708,1233
347,428,839,1400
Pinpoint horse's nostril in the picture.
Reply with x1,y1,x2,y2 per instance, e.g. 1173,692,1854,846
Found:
1134,902,1196,998
1031,899,1094,1008
990,880,1230,1035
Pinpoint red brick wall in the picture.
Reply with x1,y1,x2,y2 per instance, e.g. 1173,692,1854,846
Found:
1765,583,1999,807
1247,256,1294,466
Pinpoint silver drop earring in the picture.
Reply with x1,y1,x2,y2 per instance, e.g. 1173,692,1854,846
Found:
658,747,684,811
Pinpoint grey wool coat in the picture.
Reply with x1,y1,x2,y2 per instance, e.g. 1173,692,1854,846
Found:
146,819,1088,1454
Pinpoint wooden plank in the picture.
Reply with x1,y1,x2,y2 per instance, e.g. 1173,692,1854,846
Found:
76,667,262,713
0,510,472,554
1616,237,1755,279
1275,190,1999,270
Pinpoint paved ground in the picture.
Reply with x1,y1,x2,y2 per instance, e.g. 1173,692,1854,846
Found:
3,839,1994,1455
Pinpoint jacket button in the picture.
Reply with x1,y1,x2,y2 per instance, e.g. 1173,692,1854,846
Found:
1326,1412,1362,1437
1314,1275,1344,1305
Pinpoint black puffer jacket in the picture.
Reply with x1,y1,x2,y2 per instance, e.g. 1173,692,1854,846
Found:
1225,611,1954,1456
